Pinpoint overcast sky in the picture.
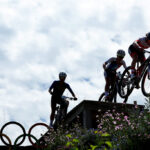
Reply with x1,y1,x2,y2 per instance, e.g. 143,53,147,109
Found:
0,0,150,145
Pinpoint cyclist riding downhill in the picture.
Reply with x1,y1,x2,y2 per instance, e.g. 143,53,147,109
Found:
103,49,127,101
48,72,77,128
128,32,150,88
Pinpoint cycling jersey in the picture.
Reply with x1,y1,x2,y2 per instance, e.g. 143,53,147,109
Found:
105,57,126,72
128,37,150,62
135,37,150,49
49,80,75,99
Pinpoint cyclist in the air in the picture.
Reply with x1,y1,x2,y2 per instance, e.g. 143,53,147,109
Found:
48,72,77,128
128,32,150,82
103,50,127,100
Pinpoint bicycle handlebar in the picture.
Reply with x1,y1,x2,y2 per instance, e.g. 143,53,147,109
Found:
62,96,77,101
144,50,150,54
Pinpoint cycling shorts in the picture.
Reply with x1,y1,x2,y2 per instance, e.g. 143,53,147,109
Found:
104,69,116,79
128,44,146,62
51,96,68,111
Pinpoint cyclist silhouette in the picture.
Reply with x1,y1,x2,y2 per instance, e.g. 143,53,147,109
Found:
103,50,127,100
48,72,77,128
128,32,150,86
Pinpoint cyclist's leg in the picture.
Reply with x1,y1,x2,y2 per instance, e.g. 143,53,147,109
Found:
131,52,146,89
109,72,116,102
128,45,139,78
50,97,57,127
110,72,116,85
104,70,116,101
139,52,146,75
104,71,110,98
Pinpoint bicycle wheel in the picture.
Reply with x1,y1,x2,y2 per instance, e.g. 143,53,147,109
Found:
141,69,150,97
98,92,105,102
119,66,134,98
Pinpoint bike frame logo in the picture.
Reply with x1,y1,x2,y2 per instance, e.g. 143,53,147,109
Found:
0,121,51,150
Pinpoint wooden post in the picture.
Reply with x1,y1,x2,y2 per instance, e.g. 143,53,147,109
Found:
83,109,92,128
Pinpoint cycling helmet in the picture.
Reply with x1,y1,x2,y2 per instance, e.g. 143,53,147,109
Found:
146,32,150,40
59,72,67,78
117,49,125,58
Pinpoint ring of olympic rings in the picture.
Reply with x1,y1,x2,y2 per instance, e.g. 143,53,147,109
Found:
0,121,26,146
28,122,51,149
0,121,51,149
0,132,12,150
14,134,39,150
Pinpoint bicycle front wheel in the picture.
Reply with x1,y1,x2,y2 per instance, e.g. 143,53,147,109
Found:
119,66,134,98
141,69,150,97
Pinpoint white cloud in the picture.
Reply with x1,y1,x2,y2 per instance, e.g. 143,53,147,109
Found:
0,0,150,145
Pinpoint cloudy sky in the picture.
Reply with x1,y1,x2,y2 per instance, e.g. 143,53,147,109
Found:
0,0,150,145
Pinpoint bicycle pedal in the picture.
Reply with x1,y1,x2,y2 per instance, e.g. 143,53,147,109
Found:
56,106,59,110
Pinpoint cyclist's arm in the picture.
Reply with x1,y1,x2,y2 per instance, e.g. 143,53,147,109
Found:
122,60,130,75
67,84,76,98
48,81,55,95
122,60,127,69
103,57,115,70
133,39,145,51
133,40,141,49
103,63,106,70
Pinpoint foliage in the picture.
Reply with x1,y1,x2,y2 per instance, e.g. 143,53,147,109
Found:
44,99,150,150
97,102,150,149
45,123,112,150
145,96,150,111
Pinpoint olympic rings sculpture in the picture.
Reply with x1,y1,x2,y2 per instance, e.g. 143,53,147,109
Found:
0,121,52,150
0,132,12,150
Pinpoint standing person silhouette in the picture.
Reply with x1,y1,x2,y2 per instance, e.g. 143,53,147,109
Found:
48,72,77,128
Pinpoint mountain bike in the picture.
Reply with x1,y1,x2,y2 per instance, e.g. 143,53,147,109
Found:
119,50,150,98
99,72,127,103
53,96,77,129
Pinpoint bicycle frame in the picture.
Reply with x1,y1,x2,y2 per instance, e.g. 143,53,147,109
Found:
53,96,77,129
136,55,150,83
107,72,121,103
53,104,66,130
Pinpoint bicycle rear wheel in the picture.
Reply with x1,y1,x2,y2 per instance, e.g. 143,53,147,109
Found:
119,66,134,98
113,88,117,103
141,69,150,97
98,92,105,102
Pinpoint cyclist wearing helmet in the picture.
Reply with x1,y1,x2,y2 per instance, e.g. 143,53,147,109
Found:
48,72,77,127
103,50,127,99
128,32,150,81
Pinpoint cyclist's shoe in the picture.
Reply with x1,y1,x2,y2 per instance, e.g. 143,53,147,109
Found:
135,85,140,89
135,82,140,89
134,77,140,89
